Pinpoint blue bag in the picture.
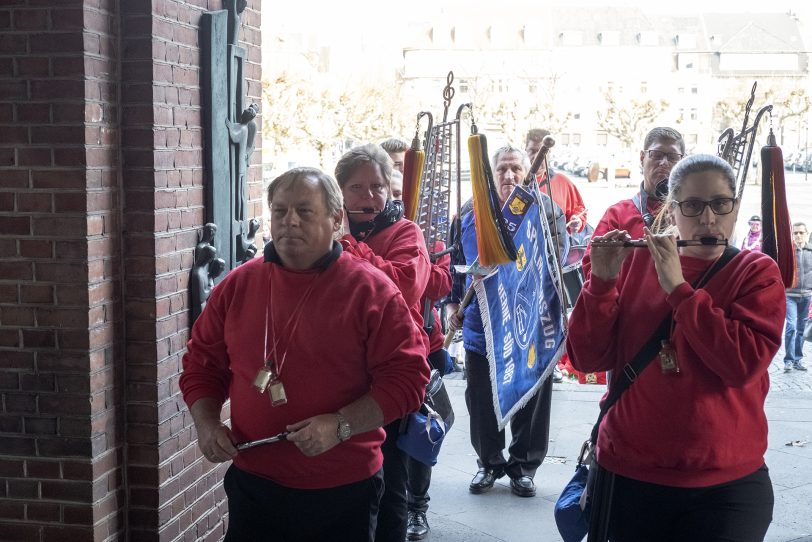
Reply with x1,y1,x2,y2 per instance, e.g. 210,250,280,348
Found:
554,441,593,542
396,407,447,466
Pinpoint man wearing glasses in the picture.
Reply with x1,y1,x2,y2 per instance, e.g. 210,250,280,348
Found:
582,127,685,276
784,222,812,372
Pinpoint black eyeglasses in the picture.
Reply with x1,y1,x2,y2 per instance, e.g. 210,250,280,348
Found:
645,149,683,163
672,197,736,217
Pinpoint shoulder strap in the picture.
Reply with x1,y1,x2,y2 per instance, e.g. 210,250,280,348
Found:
589,245,739,443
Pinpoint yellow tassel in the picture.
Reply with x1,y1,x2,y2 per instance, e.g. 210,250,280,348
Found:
469,133,515,266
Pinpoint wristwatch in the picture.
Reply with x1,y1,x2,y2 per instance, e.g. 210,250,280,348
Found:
336,412,352,442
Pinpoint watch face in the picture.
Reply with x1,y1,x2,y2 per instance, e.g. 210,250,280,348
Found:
339,422,351,440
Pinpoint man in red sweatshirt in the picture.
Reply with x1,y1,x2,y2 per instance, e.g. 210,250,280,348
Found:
180,167,429,542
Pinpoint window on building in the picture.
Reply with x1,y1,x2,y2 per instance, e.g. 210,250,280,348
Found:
598,31,620,46
460,79,469,93
596,132,608,145
528,80,537,94
637,31,658,46
690,108,697,120
641,82,648,94
560,31,584,46
675,33,696,49
571,133,581,145
687,134,698,145
691,87,698,94
560,134,570,145
573,113,581,120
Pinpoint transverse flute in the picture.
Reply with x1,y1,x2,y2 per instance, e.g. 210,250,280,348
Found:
346,208,382,215
590,237,728,248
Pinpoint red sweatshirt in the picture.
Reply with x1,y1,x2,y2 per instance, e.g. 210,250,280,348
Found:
180,250,430,489
536,171,587,232
567,248,785,488
582,197,661,277
342,218,432,354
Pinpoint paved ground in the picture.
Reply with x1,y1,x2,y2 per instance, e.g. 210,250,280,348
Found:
423,340,812,541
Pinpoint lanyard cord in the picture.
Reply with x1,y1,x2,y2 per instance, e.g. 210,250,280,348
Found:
263,271,322,378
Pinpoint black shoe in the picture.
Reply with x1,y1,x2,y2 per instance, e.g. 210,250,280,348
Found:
469,468,501,494
509,475,536,497
406,510,429,540
794,362,808,371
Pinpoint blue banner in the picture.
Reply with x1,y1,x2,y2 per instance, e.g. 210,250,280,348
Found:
474,189,567,429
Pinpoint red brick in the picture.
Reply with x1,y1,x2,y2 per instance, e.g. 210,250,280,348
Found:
53,148,88,167
0,190,12,209
31,168,87,189
41,105,78,127
19,239,52,258
0,126,28,144
31,126,86,145
27,502,61,522
12,8,49,29
22,329,56,348
20,283,54,303
0,216,30,235
0,34,27,55
15,103,50,124
16,191,52,212
30,79,85,101
29,32,83,53
32,216,87,237
16,147,52,166
51,55,85,78
14,56,50,77
50,7,84,30
0,260,33,281
0,328,20,347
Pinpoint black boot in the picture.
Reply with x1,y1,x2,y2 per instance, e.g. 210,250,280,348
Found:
406,510,430,540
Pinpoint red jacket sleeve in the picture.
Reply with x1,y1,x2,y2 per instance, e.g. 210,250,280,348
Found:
365,294,431,422
424,241,452,301
665,261,785,387
179,281,233,409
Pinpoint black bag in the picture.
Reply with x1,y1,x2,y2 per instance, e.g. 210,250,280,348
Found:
397,369,455,465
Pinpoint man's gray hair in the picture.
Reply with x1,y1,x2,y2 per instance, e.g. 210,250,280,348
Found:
267,167,343,216
491,145,531,173
643,126,685,155
334,143,393,189
380,138,409,154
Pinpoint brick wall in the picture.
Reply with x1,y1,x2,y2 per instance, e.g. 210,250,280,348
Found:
0,0,262,540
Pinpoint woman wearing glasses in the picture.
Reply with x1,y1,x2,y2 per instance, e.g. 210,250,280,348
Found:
567,154,785,541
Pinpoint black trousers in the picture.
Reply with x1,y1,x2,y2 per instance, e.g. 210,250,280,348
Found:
608,465,774,542
223,464,383,542
374,419,410,542
464,349,553,479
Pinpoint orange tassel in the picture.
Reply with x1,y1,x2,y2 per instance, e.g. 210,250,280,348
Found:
402,148,424,222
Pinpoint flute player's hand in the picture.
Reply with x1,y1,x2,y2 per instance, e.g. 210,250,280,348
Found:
643,227,685,294
589,229,632,281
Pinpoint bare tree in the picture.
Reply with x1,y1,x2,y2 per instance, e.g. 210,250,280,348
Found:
596,89,669,150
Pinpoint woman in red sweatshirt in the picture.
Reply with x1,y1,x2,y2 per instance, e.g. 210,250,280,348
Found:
335,144,432,542
567,154,785,541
